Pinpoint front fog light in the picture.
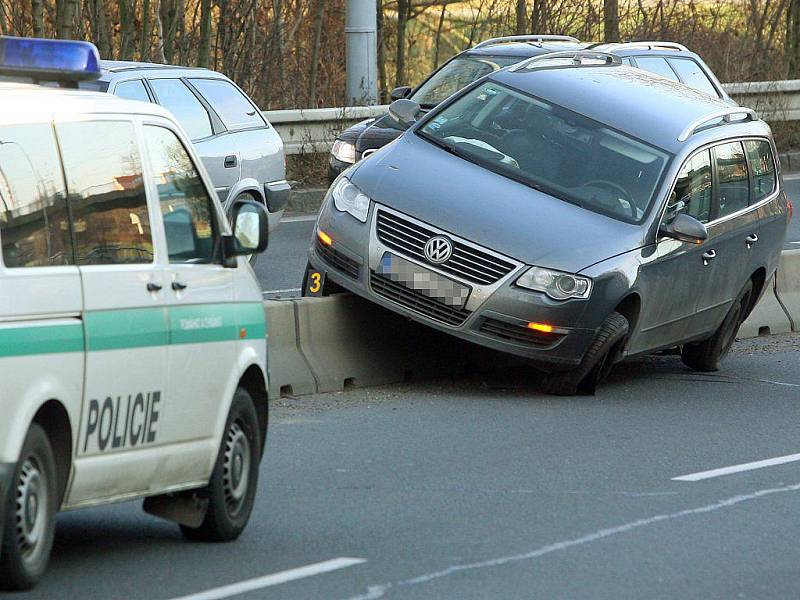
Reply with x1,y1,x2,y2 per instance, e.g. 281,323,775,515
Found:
331,177,370,222
331,139,356,164
516,266,591,300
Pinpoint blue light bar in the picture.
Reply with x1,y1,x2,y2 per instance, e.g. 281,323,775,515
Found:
0,36,100,82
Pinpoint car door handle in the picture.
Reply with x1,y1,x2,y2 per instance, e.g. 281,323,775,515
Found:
224,155,237,168
172,281,188,291
746,233,759,247
146,282,162,292
702,249,716,265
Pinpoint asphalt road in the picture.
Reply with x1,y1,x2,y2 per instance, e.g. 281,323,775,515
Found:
21,333,800,600
256,176,800,296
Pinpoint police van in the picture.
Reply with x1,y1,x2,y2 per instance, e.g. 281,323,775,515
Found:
0,37,270,590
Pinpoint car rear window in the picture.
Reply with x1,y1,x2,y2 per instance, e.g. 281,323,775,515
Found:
633,57,679,81
714,141,749,218
417,81,669,224
189,78,264,130
667,58,719,97
115,79,151,103
744,139,776,201
149,78,213,140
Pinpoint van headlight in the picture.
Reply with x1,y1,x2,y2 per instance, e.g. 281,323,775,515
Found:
331,177,370,223
331,140,356,164
516,266,592,300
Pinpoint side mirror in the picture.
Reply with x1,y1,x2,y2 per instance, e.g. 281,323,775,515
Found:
224,198,269,264
659,213,708,245
390,85,412,101
388,98,421,129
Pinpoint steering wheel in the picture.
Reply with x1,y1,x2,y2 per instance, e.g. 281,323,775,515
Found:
582,179,637,220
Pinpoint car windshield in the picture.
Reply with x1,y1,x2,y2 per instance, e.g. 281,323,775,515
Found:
411,55,522,108
416,80,670,224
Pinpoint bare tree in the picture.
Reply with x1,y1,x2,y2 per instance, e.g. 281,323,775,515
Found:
515,0,527,34
197,0,211,67
604,0,619,42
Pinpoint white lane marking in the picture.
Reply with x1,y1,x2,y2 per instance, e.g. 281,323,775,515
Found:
342,483,800,600
758,378,800,388
171,557,366,600
672,452,800,482
282,214,318,223
263,288,302,295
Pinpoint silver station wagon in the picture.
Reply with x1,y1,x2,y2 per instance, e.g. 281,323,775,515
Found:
306,51,791,395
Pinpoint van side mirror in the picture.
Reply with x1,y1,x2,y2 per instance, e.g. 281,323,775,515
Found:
659,213,708,244
390,85,412,101
388,98,421,129
224,198,269,265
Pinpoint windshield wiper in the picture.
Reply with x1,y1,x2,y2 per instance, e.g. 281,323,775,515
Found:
417,131,484,167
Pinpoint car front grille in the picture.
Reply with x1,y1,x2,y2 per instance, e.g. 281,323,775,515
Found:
370,271,471,327
478,317,561,348
315,237,360,280
375,210,516,286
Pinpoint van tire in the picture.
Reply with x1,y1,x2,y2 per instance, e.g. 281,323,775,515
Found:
0,423,58,591
180,388,261,542
539,312,629,396
682,280,753,372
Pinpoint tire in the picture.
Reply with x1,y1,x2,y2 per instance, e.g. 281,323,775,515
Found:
682,280,753,372
0,423,58,591
539,312,629,396
180,388,261,542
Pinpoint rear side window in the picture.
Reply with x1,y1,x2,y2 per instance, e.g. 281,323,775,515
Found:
714,141,749,218
57,121,154,265
0,123,73,267
744,139,776,201
668,150,713,223
667,59,719,97
634,57,679,81
149,79,213,140
189,79,264,130
115,80,151,103
143,125,218,263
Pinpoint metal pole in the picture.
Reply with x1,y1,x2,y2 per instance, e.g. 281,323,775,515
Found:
346,0,378,106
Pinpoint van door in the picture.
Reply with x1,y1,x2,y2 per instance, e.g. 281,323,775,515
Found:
142,123,235,480
56,119,170,505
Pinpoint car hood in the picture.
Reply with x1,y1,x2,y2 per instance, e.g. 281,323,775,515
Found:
350,134,646,274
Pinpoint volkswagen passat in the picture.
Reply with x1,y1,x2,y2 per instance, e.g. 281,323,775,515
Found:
306,51,790,395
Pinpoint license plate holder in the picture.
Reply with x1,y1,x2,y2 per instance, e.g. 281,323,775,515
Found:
376,253,471,308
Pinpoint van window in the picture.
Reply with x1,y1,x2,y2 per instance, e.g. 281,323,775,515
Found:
57,121,154,265
714,141,750,218
189,78,264,130
0,123,73,267
143,125,218,263
667,150,712,223
115,80,151,103
667,59,718,97
634,57,679,81
149,79,213,140
744,139,776,201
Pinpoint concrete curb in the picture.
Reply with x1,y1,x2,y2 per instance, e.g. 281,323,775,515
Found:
285,187,326,215
776,249,800,329
738,273,792,338
265,300,316,399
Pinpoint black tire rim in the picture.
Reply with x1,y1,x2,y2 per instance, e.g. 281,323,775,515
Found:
15,458,48,565
222,421,251,518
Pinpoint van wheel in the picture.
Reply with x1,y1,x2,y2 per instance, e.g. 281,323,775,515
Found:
180,388,261,542
0,423,58,591
682,280,753,372
539,312,629,396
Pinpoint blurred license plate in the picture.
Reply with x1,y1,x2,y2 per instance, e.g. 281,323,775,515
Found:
376,253,470,308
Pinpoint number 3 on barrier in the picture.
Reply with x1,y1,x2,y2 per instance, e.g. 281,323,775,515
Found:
305,269,326,297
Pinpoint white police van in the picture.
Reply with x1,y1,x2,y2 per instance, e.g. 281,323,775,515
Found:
0,38,270,590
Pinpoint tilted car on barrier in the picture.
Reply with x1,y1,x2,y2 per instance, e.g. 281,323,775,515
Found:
328,37,732,182
0,38,270,590
306,50,791,395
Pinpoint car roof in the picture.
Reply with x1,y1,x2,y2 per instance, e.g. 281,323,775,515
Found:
464,41,586,59
0,81,174,125
98,60,222,81
488,63,765,153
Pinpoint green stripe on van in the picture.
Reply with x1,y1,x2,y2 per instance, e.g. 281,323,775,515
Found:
84,307,170,351
236,302,267,340
0,321,84,357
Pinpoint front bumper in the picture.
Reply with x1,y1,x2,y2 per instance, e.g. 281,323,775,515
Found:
0,462,14,560
308,201,600,370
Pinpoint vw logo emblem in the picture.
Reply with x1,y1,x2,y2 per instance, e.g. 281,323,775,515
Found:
424,235,453,265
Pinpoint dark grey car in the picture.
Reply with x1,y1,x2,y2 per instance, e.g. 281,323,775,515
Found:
306,51,790,395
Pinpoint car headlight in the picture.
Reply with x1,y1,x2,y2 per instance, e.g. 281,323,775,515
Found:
516,266,592,300
331,139,356,164
331,177,370,222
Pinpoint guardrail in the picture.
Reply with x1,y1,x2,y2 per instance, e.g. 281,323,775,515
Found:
264,80,800,155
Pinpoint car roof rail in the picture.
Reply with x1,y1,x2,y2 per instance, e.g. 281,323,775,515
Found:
677,108,758,142
587,40,689,52
473,35,580,49
509,50,621,72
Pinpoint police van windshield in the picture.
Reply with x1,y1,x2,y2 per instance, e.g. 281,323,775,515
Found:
411,55,521,109
416,80,670,224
